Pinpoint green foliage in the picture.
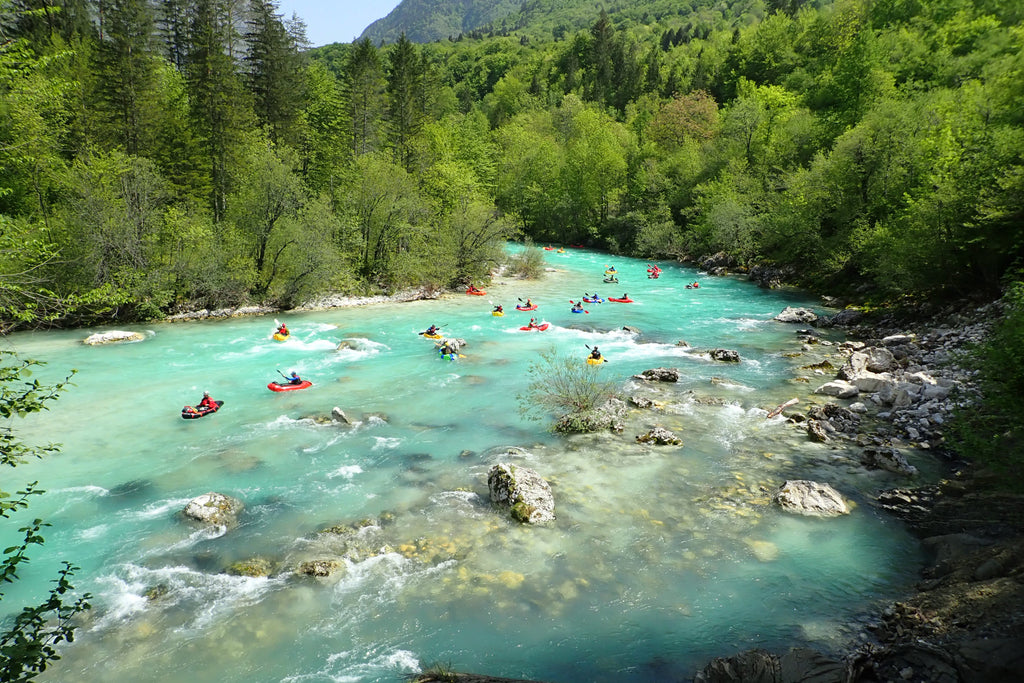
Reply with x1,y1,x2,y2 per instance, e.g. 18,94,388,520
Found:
504,244,546,278
517,347,619,429
1,351,90,681
2,0,1024,327
949,281,1024,486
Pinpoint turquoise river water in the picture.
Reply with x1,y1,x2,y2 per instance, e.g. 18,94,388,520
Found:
2,247,930,682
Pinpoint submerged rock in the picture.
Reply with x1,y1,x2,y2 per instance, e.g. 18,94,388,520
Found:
709,348,741,362
773,480,849,517
635,426,683,446
83,330,145,345
226,557,275,577
487,463,555,524
297,559,344,578
182,492,244,527
633,367,679,382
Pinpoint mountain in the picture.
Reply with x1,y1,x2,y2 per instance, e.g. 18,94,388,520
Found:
359,0,522,44
359,0,755,45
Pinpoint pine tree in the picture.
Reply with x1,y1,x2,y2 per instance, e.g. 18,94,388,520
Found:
346,37,384,156
244,0,307,147
384,33,424,169
186,0,252,221
92,0,158,154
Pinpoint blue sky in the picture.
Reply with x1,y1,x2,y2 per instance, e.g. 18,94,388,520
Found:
276,0,403,47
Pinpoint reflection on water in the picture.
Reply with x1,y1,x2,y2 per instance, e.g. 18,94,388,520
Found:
3,249,928,682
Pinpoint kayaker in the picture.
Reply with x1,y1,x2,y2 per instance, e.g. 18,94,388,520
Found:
493,304,503,313
277,323,288,336
425,324,438,335
198,391,217,410
286,371,302,385
589,347,602,361
529,317,538,328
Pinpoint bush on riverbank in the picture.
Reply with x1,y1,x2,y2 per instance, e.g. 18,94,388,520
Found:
949,280,1024,490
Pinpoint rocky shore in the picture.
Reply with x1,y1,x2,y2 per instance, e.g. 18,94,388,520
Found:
694,295,1024,682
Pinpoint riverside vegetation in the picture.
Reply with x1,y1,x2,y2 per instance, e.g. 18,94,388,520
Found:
2,0,1024,678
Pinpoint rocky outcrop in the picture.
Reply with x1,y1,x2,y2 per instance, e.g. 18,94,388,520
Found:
635,426,682,446
773,480,849,517
621,325,641,335
698,251,735,275
487,463,555,524
709,348,741,362
554,397,626,433
297,560,344,578
773,306,818,324
632,367,679,382
83,330,145,345
862,444,918,476
331,407,351,424
695,647,845,683
182,492,243,527
748,263,795,289
226,557,275,577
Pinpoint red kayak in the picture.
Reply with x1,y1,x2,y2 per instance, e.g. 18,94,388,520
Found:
515,304,537,311
182,400,223,419
608,297,634,303
268,380,313,392
466,288,486,296
519,323,550,331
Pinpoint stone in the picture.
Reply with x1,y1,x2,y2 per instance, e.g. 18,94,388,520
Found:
297,560,343,577
487,463,555,524
635,426,683,446
621,326,642,335
774,306,818,324
862,446,918,476
331,407,351,424
709,348,741,362
814,380,859,398
806,420,830,442
865,346,896,372
633,367,679,382
83,330,145,345
773,480,849,517
182,492,244,527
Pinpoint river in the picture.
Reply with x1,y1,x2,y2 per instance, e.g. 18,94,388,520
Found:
1,247,927,682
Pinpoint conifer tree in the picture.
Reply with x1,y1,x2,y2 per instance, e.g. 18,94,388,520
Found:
346,37,385,156
186,0,252,221
92,0,159,154
384,33,424,169
244,0,307,147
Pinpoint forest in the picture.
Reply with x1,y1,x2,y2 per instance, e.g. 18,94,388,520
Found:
1,0,1022,332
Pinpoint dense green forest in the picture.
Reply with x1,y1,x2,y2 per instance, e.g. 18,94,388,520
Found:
1,0,1023,334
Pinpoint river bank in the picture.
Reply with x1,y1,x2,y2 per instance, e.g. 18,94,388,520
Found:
693,296,1024,682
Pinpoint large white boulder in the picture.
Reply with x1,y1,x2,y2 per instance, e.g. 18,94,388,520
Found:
773,480,849,517
83,330,145,345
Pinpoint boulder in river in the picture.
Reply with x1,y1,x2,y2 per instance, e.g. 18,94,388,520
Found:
182,492,244,527
773,307,818,324
773,480,849,517
636,426,683,446
487,463,555,524
709,348,741,362
83,330,145,345
633,367,679,382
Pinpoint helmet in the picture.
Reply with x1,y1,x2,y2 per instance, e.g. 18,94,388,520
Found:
203,391,210,396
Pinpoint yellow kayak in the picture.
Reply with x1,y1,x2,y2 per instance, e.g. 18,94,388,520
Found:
587,357,605,365
273,332,289,341
492,311,504,317
423,332,442,339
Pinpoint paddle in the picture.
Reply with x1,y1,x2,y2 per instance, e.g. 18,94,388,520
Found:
569,299,589,314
